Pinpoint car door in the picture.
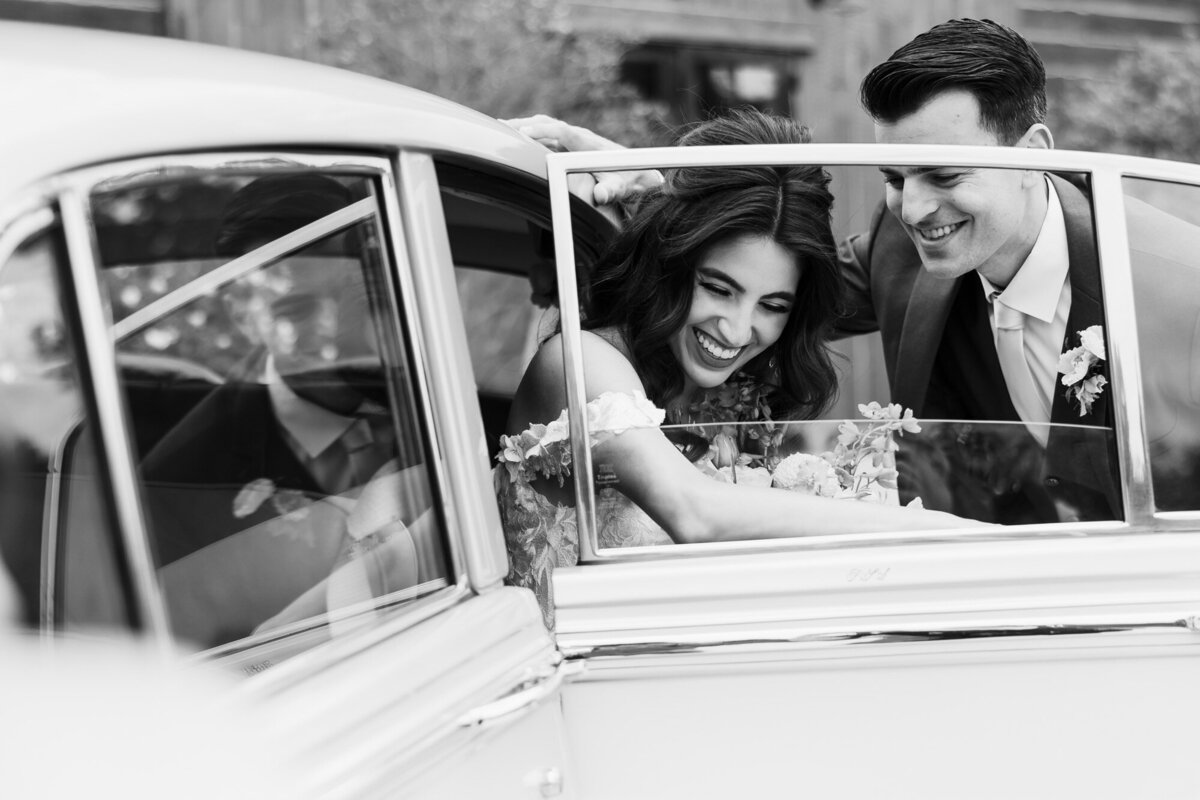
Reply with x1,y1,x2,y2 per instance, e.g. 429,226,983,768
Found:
543,143,1200,799
3,150,576,799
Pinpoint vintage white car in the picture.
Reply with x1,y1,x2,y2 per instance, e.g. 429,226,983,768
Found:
3,19,1200,800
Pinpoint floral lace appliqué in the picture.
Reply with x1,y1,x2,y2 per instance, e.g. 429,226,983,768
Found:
494,391,666,628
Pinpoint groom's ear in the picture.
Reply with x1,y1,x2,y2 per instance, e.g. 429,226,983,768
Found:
1017,123,1054,150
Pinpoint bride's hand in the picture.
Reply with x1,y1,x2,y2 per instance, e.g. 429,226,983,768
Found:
918,507,1001,528
502,114,664,204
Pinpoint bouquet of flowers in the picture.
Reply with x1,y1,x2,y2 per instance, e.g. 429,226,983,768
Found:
772,402,922,505
681,381,922,506
676,371,781,487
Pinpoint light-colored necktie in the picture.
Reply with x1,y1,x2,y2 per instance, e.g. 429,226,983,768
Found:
991,293,1050,446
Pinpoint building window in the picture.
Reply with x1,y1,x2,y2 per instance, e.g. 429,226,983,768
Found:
621,44,798,126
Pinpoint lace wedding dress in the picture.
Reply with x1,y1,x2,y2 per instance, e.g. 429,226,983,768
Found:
495,391,674,628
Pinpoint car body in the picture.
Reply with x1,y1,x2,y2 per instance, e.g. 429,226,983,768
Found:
4,19,1200,800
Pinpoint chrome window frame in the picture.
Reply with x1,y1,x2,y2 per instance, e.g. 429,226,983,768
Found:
393,151,512,592
0,203,88,635
546,143,1200,564
32,151,480,653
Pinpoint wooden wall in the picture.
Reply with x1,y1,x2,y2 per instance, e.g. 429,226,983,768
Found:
164,0,320,58
565,0,818,51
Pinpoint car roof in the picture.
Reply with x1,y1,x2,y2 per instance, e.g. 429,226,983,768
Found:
0,21,548,200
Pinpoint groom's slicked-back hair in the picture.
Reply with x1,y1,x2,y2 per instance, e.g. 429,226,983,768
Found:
859,18,1047,145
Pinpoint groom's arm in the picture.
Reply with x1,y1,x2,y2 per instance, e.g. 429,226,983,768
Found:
833,202,889,338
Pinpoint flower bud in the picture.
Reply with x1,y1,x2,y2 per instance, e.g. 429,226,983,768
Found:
713,432,738,468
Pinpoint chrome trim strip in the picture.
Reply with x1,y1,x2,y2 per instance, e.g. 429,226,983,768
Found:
71,152,395,193
113,198,376,341
546,155,598,562
0,207,69,634
547,143,1200,183
455,657,572,729
39,417,84,633
389,151,475,586
0,205,55,267
1090,168,1153,523
205,580,472,674
392,151,517,589
57,184,172,648
562,613,1200,661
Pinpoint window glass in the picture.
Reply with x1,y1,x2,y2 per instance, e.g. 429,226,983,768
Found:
436,163,614,455
0,217,130,633
89,168,450,653
523,161,1124,563
1122,177,1200,511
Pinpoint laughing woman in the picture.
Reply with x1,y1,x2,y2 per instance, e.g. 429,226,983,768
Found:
497,109,974,626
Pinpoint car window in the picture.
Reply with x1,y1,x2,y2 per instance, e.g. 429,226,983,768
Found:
532,158,1130,566
436,159,614,452
81,165,451,654
1122,176,1200,512
0,212,131,632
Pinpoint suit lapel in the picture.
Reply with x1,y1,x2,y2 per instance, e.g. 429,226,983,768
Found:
1049,174,1109,427
894,265,960,413
229,382,318,491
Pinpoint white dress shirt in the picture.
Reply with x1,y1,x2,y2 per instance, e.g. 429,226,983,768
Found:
979,177,1072,429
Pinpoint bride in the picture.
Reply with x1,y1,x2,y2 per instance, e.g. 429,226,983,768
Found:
497,109,975,626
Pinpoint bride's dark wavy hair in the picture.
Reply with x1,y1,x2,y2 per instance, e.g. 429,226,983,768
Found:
583,108,842,419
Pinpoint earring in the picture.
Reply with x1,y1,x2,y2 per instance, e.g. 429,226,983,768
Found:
768,353,778,369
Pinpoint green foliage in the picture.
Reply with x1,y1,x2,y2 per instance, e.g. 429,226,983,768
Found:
308,0,667,146
1055,41,1200,160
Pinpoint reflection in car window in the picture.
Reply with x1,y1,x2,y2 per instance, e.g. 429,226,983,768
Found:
1123,177,1200,512
0,218,130,632
88,169,451,653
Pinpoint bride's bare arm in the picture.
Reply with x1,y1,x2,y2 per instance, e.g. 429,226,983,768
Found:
510,333,979,542
599,426,971,543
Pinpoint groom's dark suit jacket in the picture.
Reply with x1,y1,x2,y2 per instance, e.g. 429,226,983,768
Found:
139,381,326,565
837,175,1119,522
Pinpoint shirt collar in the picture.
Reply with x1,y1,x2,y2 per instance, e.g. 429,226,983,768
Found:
978,177,1069,323
265,356,358,458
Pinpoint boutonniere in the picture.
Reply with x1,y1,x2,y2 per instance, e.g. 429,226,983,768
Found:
1057,324,1107,417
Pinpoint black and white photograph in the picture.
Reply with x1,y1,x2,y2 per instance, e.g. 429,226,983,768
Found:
2,1,1200,797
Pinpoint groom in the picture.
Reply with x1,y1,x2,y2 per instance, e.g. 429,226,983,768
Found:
834,18,1120,522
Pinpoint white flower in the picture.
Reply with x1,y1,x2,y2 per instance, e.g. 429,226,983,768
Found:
1057,346,1095,387
1079,325,1106,360
711,432,738,468
731,464,773,488
232,477,274,518
1057,326,1107,414
1071,374,1108,417
772,452,840,496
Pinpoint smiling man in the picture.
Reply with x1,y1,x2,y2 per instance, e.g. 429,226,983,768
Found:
841,20,1070,431
834,18,1127,523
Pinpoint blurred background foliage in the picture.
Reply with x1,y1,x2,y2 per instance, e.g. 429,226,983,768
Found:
1055,39,1200,161
307,0,669,147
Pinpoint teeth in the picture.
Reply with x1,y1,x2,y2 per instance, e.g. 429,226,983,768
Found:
695,329,742,360
919,222,961,241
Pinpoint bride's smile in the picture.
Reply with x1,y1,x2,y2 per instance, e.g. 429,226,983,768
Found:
669,232,799,392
